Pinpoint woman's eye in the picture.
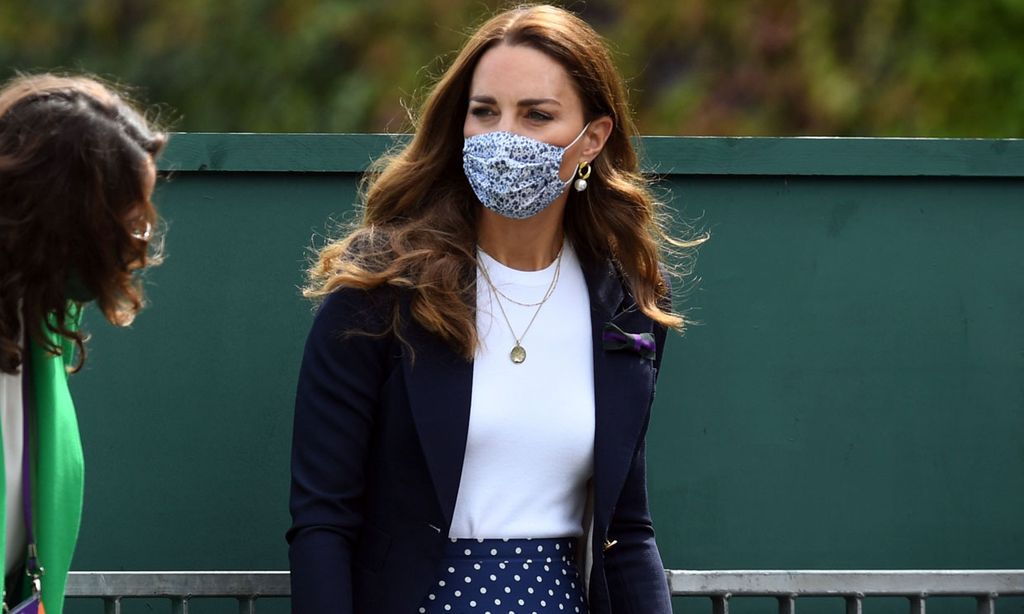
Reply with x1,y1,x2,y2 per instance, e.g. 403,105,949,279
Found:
527,110,552,121
469,107,495,117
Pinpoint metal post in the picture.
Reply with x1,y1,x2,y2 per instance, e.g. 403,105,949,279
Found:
777,595,796,614
238,597,257,614
711,594,730,614
103,597,122,614
171,597,190,614
845,595,863,614
909,595,926,614
976,594,996,614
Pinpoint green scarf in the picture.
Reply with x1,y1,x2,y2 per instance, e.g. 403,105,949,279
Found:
0,305,85,614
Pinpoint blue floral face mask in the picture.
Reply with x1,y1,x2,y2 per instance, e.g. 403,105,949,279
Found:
462,124,589,220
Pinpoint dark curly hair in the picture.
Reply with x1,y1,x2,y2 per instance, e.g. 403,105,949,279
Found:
0,73,167,374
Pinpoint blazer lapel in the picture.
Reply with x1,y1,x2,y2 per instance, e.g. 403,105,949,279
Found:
583,259,657,531
402,314,474,529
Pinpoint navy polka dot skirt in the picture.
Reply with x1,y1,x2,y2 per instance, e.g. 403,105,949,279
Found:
417,537,589,614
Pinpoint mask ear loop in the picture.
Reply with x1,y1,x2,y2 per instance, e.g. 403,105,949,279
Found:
559,122,592,185
567,121,591,149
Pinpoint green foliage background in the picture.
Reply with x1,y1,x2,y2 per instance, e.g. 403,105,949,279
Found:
2,0,1023,136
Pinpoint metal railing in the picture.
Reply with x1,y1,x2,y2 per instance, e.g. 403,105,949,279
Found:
65,572,289,614
66,569,1024,613
667,570,1024,614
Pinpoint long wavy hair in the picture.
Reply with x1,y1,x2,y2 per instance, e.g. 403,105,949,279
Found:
0,74,167,374
306,4,705,359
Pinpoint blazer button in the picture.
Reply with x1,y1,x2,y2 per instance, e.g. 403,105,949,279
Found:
602,539,618,552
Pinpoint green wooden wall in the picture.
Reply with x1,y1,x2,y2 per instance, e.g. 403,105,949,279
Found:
66,135,1024,614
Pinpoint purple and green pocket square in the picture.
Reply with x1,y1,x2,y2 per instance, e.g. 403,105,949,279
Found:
602,322,656,360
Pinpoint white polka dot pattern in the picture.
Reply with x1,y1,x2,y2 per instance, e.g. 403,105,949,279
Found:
417,537,587,614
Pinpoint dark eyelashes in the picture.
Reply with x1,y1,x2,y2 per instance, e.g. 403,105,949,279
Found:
468,107,553,121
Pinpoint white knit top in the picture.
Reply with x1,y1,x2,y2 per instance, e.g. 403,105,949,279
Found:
449,243,595,539
0,333,26,575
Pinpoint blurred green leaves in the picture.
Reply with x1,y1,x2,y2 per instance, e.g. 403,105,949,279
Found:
1,0,1021,136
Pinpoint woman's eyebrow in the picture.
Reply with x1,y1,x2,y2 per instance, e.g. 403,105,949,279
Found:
468,95,561,107
517,98,561,107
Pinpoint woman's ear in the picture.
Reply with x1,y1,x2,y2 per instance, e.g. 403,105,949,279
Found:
579,115,614,162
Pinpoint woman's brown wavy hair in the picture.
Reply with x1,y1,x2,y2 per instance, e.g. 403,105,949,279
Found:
0,74,167,375
306,4,706,359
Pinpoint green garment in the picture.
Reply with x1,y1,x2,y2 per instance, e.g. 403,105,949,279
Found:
0,306,85,614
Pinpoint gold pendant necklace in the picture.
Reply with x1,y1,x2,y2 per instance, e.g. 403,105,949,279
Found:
477,246,563,364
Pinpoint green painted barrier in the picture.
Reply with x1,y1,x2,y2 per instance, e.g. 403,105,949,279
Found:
67,135,1024,614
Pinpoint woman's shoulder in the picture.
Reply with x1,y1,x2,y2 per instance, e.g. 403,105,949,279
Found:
312,283,403,338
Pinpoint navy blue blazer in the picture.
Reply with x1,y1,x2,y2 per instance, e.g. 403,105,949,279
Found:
287,257,673,614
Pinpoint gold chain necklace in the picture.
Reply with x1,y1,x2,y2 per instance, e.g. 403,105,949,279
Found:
477,247,564,364
488,282,549,307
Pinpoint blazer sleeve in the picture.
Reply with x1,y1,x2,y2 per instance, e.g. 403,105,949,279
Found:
287,288,394,614
604,320,673,613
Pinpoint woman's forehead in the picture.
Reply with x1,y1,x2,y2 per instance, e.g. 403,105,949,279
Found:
469,44,576,103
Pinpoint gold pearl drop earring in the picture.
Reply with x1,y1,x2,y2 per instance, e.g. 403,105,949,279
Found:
574,161,591,192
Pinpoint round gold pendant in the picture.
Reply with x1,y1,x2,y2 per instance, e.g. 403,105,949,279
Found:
510,344,526,364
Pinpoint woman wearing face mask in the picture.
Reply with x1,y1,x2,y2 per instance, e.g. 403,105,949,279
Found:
288,5,704,614
0,74,165,614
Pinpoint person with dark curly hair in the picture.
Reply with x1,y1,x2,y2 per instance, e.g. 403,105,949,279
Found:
0,73,166,614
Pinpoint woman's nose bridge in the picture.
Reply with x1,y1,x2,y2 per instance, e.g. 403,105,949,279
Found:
494,105,522,134
497,114,517,133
